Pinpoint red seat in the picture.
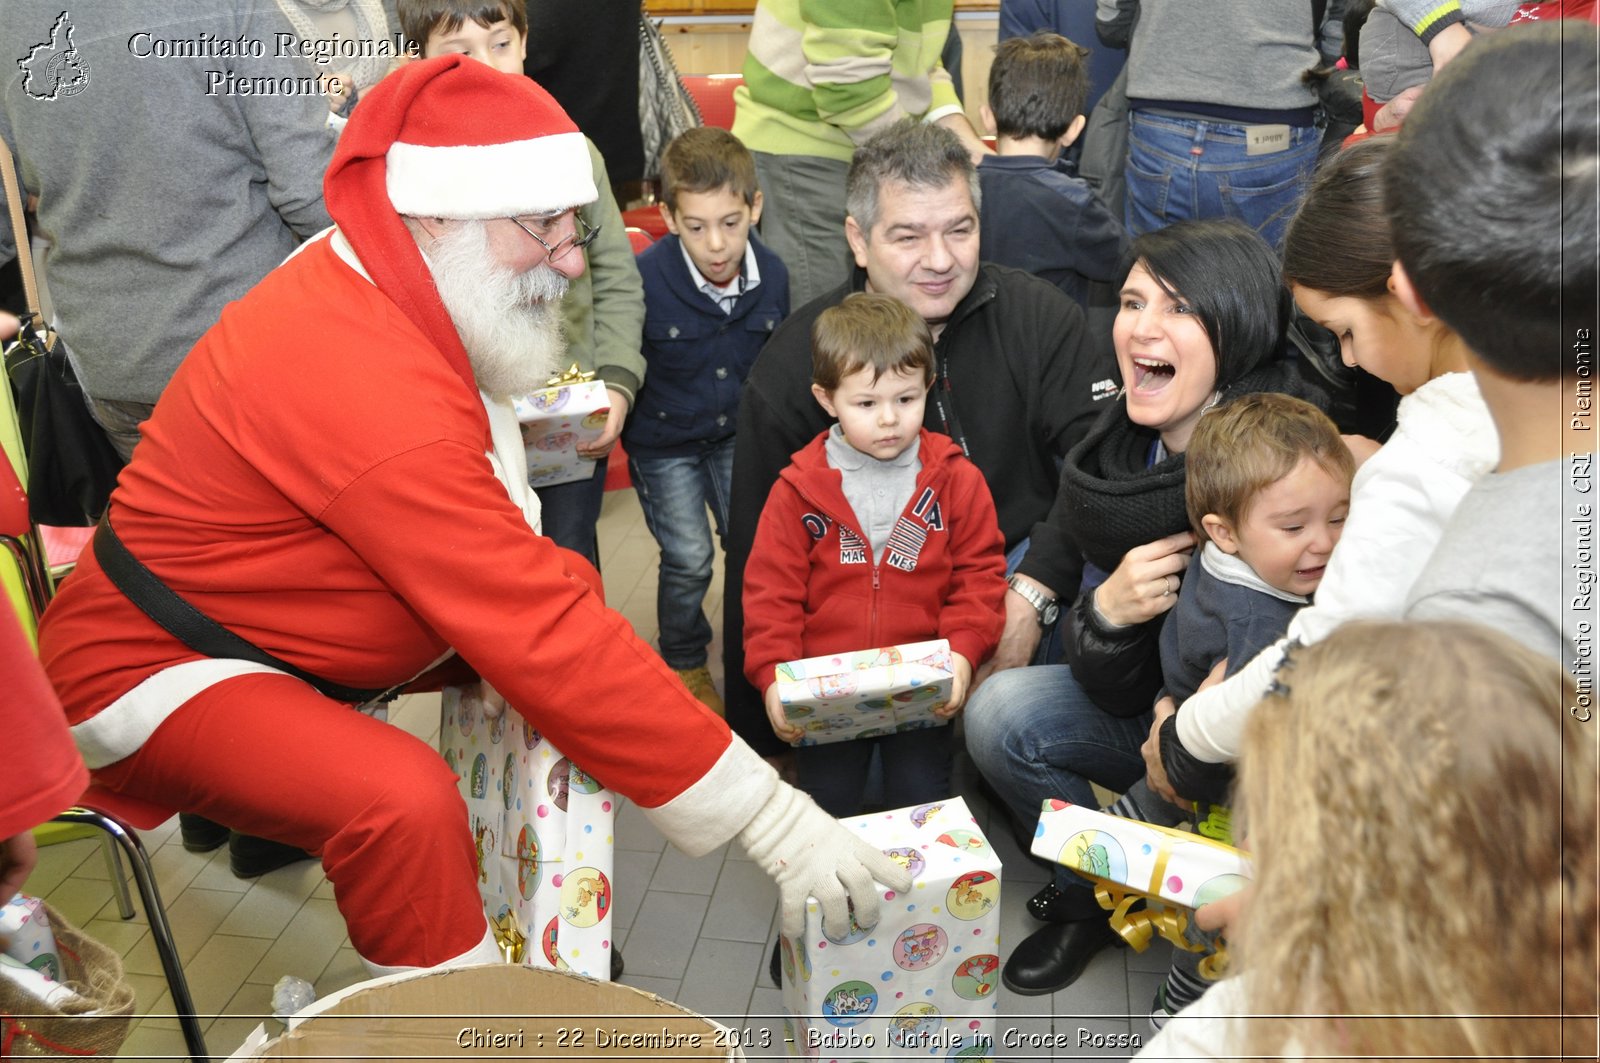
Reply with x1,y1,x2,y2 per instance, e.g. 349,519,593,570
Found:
625,226,655,254
682,74,742,131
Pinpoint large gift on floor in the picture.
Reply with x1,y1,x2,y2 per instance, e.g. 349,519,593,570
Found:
777,640,953,747
515,367,610,489
779,797,1000,1061
442,688,615,978
1031,799,1251,976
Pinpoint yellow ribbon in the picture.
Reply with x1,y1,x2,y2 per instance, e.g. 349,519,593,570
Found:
1065,818,1245,980
489,912,527,964
544,363,597,387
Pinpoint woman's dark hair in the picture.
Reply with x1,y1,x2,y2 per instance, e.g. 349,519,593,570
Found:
1282,137,1395,300
1343,0,1377,69
1122,219,1288,390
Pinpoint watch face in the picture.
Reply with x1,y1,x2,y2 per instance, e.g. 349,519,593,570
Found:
1041,601,1060,626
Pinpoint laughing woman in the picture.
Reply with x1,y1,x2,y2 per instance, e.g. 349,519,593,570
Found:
965,218,1323,999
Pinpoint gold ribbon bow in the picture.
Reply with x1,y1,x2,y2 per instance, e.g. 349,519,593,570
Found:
490,912,527,964
544,363,596,387
1069,818,1242,981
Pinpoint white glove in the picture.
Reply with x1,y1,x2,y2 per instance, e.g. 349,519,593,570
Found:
737,782,914,939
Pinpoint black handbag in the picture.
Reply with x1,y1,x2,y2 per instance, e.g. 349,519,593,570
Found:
4,315,122,526
2,137,122,526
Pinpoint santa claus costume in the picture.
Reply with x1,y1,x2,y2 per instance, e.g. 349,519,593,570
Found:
39,56,902,974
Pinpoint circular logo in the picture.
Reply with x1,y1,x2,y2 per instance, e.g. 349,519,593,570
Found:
458,697,476,737
547,758,572,811
533,387,570,413
951,955,1000,1000
779,936,798,984
946,870,998,920
1060,829,1128,884
882,846,926,880
541,915,567,969
502,754,517,810
568,764,602,795
821,980,878,1027
936,830,988,854
581,408,609,430
469,754,489,799
886,1003,941,1049
807,673,857,700
822,900,871,945
910,803,946,828
516,824,540,899
487,709,507,745
523,718,541,749
558,867,611,927
443,748,458,776
893,923,948,971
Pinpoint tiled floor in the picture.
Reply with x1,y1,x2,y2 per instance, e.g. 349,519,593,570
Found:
30,487,1167,1061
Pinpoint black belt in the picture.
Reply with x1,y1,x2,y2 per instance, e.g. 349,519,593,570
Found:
93,513,402,705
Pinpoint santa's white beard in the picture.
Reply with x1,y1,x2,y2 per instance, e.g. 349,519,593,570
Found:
424,220,570,399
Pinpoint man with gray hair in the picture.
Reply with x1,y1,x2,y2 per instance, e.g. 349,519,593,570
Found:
723,119,1116,763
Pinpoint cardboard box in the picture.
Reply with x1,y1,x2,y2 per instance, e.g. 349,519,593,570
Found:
1030,799,1251,969
227,964,745,1061
442,688,615,979
516,378,610,488
776,640,953,747
780,797,1000,1060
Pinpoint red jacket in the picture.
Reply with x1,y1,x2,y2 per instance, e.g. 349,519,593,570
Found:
743,428,1007,693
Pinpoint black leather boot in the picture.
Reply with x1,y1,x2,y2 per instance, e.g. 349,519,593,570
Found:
1000,918,1122,996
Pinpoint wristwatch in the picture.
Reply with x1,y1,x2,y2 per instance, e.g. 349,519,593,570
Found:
1007,575,1060,627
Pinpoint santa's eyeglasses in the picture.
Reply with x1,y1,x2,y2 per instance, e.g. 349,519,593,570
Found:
508,212,600,263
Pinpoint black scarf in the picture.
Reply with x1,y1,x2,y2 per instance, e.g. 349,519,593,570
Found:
1057,359,1326,574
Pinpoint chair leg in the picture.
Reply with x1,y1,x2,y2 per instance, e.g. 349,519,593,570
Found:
99,832,136,920
57,808,211,1063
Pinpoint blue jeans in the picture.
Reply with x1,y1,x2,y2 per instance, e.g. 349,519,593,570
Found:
963,664,1151,889
629,439,735,670
1124,110,1320,250
534,457,607,567
797,725,953,819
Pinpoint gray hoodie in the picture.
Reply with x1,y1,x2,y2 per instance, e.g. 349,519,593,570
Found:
1,0,335,403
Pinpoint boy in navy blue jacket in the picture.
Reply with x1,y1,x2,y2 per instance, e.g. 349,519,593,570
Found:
976,32,1128,315
626,127,790,714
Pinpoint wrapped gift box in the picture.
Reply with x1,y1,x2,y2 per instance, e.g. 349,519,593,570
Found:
515,375,610,489
780,797,1000,1061
1031,799,1251,970
777,640,953,747
1,894,61,982
441,688,615,979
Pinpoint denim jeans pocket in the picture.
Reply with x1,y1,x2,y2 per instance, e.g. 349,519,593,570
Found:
1124,152,1174,232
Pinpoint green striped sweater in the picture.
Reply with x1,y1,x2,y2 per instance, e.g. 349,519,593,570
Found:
732,0,962,163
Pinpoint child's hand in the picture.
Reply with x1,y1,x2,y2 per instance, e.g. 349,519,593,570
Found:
935,653,974,718
764,682,805,744
1142,695,1188,808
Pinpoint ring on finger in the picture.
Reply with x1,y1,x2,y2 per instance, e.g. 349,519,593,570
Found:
1164,574,1176,597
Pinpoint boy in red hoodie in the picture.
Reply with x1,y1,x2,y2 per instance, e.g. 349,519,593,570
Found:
743,293,1008,817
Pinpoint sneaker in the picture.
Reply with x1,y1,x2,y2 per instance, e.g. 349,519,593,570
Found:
675,667,725,717
1148,982,1178,1034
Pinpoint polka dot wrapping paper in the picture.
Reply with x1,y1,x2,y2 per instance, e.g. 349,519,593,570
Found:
441,687,615,980
778,797,1000,1061
513,380,610,489
1029,799,1252,969
775,640,954,747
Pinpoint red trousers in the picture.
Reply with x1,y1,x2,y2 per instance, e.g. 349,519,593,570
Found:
96,673,484,968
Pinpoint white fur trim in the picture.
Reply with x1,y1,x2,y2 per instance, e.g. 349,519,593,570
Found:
641,736,779,858
386,131,597,219
357,924,500,979
71,660,296,769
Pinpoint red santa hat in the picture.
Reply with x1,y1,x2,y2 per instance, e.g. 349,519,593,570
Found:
323,55,596,396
